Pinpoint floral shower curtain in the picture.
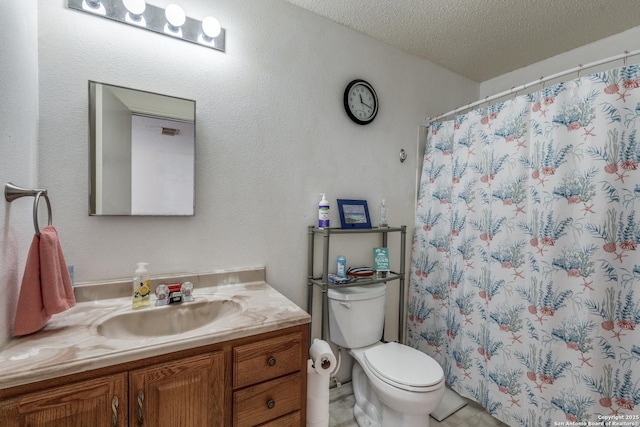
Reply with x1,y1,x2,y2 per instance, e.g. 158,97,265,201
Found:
408,64,640,426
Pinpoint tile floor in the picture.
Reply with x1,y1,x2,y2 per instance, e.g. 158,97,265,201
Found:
329,382,509,427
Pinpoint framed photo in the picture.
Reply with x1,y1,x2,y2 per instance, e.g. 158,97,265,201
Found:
337,199,371,229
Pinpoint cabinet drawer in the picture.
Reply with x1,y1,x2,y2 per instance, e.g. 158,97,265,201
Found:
233,333,302,388
256,410,301,427
233,372,301,427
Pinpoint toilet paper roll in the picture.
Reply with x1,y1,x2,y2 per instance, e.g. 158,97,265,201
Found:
309,339,336,375
307,360,330,426
307,360,329,399
306,395,329,424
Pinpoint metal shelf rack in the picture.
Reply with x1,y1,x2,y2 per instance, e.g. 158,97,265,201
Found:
306,225,407,343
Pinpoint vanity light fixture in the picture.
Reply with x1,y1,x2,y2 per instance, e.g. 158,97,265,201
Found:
67,0,226,52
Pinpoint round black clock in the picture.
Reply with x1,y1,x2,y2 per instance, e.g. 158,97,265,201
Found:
343,79,378,125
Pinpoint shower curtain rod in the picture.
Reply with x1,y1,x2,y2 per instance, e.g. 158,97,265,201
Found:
426,48,640,125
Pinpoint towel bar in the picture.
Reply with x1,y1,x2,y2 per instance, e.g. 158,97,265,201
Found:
5,182,53,237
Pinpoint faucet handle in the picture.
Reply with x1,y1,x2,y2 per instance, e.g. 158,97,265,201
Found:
155,284,169,306
181,281,194,302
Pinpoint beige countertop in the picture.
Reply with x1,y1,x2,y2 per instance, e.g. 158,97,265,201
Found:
0,267,310,390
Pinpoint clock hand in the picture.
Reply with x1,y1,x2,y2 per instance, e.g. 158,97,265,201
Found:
361,101,372,109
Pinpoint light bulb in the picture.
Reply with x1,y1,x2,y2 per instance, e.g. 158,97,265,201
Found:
82,0,106,15
202,16,221,39
165,4,186,29
123,0,146,25
123,0,145,16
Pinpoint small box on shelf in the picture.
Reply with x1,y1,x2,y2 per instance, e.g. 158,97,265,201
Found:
373,247,390,279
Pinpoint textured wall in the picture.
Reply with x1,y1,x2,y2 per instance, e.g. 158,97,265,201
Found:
0,1,39,346
480,26,640,97
31,0,477,341
284,1,640,82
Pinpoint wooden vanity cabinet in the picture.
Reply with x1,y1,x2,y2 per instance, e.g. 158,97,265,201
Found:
0,324,308,427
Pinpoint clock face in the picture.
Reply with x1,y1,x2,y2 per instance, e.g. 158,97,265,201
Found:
344,79,378,125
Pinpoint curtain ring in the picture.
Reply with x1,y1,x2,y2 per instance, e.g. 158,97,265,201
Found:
577,64,583,78
33,191,52,237
624,51,629,67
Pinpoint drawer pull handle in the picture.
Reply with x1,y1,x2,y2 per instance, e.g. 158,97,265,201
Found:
137,390,144,426
111,395,119,427
267,357,277,366
266,399,276,409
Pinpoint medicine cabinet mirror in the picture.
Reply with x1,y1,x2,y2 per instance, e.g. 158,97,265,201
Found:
89,81,195,216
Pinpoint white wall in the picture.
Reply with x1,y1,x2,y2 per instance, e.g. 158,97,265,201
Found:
480,26,640,98
25,0,477,342
0,1,39,346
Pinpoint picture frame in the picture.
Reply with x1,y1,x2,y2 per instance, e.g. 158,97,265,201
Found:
337,199,371,229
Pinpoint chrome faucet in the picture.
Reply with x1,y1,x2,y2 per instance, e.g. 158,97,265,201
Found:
155,281,194,306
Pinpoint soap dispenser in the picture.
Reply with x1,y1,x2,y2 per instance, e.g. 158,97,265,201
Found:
132,262,151,309
318,193,330,229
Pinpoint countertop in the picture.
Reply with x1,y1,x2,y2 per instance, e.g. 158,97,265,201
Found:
0,268,310,390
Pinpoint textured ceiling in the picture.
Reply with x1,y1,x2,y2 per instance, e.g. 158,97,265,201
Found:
283,0,640,82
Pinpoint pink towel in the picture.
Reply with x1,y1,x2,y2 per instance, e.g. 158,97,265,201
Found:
13,225,76,336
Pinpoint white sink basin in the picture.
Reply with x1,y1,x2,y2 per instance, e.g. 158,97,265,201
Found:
95,299,242,339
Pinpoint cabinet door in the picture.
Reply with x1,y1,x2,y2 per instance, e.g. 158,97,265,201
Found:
0,373,127,427
129,351,225,427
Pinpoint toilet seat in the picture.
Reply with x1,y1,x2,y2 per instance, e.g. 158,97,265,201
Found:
363,342,444,392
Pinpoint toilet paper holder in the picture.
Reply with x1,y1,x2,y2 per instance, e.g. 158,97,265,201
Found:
309,339,338,375
318,357,332,371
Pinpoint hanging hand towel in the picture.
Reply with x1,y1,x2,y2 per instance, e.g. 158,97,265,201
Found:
13,234,47,336
39,226,75,314
13,226,76,336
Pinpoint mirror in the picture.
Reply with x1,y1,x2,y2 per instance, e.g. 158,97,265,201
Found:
89,81,195,216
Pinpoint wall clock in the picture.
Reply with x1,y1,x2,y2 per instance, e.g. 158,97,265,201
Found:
343,79,378,125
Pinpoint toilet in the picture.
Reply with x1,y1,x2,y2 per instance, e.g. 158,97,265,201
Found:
328,283,445,427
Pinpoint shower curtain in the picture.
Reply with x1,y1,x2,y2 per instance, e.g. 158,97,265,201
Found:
409,64,640,426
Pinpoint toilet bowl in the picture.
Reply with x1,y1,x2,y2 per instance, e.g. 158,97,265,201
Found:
350,342,445,427
327,284,445,427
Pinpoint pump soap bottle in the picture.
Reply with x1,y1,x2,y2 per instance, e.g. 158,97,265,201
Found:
318,194,330,229
132,262,151,309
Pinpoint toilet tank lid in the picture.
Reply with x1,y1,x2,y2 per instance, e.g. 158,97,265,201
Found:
364,342,444,387
327,283,386,301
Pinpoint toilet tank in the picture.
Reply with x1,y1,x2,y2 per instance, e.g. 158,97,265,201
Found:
327,283,386,349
